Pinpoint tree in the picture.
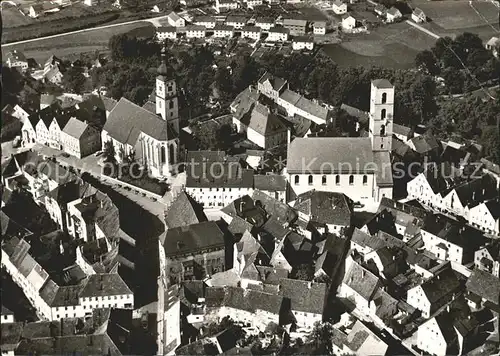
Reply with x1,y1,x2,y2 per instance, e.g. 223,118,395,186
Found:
216,123,234,150
481,125,500,164
307,322,336,355
103,140,117,164
62,66,87,94
415,50,440,76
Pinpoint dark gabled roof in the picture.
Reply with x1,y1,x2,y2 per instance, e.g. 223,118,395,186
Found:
185,151,254,189
213,24,234,31
420,268,461,303
237,102,287,136
103,97,177,146
372,288,398,321
16,334,120,356
287,137,374,174
343,260,380,301
315,250,336,277
228,215,254,236
165,191,207,228
255,266,289,285
269,26,289,34
440,144,468,166
161,221,226,257
409,134,441,154
279,278,327,314
80,273,132,298
47,284,85,307
221,195,267,227
422,214,485,249
252,190,297,223
223,287,284,314
294,190,353,226
452,174,498,208
421,162,462,194
466,269,500,305
393,123,411,137
262,216,290,241
254,175,287,192
485,200,500,219
258,72,288,92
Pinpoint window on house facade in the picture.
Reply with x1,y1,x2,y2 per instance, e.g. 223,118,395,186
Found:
380,124,386,136
294,175,299,185
381,109,386,120
382,92,387,104
169,100,174,109
349,175,354,185
322,175,327,185
363,175,368,185
308,175,313,185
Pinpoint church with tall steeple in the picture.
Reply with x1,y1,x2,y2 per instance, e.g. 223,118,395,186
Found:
156,46,180,135
100,46,180,178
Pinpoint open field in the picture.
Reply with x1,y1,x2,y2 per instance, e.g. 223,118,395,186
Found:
323,21,437,69
1,22,155,63
412,0,500,40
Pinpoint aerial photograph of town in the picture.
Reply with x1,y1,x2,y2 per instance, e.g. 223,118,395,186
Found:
1,0,499,353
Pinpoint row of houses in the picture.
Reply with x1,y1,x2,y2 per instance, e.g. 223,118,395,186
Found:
407,163,500,236
1,151,135,322
157,11,326,41
20,102,102,158
1,307,135,356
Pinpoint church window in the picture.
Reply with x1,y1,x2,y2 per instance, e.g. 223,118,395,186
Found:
161,146,166,164
381,109,386,120
335,175,340,185
382,92,387,104
349,175,354,185
363,175,368,185
169,101,174,109
169,144,175,163
381,143,384,149
308,175,313,185
322,175,327,185
294,175,299,185
380,124,386,136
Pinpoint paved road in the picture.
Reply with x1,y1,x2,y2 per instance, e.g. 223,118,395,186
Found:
9,143,169,218
405,20,440,39
2,13,169,47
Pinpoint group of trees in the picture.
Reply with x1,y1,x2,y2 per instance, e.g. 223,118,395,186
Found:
415,32,500,93
96,29,499,164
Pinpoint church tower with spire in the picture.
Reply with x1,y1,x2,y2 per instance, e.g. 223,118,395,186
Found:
156,47,179,134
